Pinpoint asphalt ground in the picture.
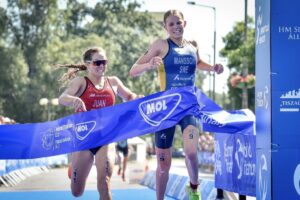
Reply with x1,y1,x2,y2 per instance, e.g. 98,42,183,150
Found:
0,158,255,200
0,159,176,200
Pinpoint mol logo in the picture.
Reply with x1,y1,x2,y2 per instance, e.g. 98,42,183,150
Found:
139,93,181,126
75,121,96,140
145,100,167,115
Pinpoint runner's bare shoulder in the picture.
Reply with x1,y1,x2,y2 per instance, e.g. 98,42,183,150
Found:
149,39,168,57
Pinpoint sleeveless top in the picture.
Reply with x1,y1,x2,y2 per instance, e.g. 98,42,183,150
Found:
78,77,116,112
117,140,128,148
158,38,197,91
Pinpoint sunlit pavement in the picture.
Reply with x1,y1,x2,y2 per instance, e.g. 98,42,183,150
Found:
0,189,174,200
0,159,175,200
0,158,255,200
147,158,256,200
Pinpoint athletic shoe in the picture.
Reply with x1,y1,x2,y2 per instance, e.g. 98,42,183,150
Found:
186,185,201,200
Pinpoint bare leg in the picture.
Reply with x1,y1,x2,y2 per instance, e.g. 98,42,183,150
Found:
95,145,114,200
122,155,128,181
183,125,200,186
116,150,122,175
70,150,94,197
155,147,172,200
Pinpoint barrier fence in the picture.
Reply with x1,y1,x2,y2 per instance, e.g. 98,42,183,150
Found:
214,132,256,198
0,155,68,187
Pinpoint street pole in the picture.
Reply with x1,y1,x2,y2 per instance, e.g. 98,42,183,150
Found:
212,7,216,101
187,1,216,100
242,0,248,109
240,2,248,199
39,98,59,121
205,54,212,97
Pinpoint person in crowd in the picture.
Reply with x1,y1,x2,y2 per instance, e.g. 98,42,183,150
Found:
129,10,224,200
0,116,4,125
58,47,142,200
116,139,130,181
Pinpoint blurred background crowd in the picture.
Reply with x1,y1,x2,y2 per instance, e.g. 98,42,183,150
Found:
0,115,16,125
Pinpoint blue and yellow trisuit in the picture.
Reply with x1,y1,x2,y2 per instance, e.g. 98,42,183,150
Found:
155,38,201,149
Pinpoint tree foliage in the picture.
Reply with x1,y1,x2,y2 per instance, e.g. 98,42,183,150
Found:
0,0,164,122
220,17,255,111
88,0,163,95
6,0,58,78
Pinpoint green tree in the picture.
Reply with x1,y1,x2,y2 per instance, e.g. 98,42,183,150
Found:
0,47,30,121
0,0,164,122
42,0,164,118
88,0,164,95
1,0,62,122
62,0,90,38
6,0,58,78
0,7,7,40
0,5,32,121
220,17,255,111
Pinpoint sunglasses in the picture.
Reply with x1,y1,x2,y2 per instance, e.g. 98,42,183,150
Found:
87,60,108,66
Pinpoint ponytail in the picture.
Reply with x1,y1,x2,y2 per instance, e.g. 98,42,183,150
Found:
56,63,87,88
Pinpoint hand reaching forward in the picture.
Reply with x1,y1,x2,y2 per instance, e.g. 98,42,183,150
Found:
149,56,163,70
213,64,224,74
72,97,87,112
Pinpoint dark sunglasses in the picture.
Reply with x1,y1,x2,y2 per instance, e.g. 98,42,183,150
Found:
88,60,108,66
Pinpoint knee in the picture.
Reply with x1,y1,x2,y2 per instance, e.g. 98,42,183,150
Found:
157,160,171,172
71,183,85,197
72,190,84,197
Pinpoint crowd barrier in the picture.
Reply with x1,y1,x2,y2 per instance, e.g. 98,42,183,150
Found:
198,151,214,168
0,154,68,187
214,132,256,197
141,170,225,200
141,131,256,199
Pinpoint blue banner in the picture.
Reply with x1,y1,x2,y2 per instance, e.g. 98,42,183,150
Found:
0,86,254,159
256,0,300,199
255,0,271,199
272,0,300,149
270,0,300,199
255,0,271,150
215,133,256,196
256,149,271,200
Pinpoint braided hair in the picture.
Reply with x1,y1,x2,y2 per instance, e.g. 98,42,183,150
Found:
57,47,106,86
